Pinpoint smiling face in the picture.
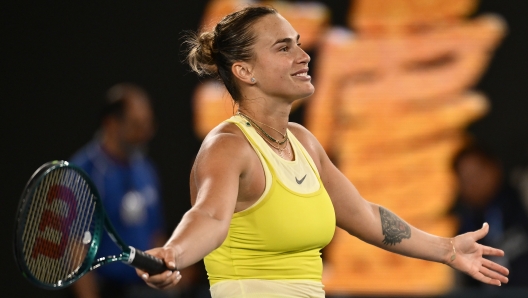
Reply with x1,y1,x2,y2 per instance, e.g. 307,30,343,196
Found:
248,13,314,102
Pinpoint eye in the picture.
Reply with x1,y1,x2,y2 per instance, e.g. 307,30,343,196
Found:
279,46,289,52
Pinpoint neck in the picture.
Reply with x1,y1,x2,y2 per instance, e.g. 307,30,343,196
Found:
237,100,291,135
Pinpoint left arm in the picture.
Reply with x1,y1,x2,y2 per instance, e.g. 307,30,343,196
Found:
293,124,509,286
318,145,454,263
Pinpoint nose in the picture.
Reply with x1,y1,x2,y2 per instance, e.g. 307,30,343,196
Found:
297,46,311,64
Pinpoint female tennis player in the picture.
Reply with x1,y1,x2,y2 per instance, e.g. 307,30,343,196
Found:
137,6,509,297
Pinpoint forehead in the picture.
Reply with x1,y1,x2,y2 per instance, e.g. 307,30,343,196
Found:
251,13,298,46
125,96,152,117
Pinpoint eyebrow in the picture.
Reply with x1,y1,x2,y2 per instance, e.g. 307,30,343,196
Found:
272,34,300,46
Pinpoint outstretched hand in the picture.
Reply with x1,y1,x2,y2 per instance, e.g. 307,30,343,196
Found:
449,222,509,286
135,246,182,290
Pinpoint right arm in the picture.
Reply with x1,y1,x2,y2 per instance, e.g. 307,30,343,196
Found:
137,129,251,288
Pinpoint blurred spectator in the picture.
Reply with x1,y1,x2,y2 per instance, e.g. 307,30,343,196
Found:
68,83,173,298
511,160,528,215
451,143,528,288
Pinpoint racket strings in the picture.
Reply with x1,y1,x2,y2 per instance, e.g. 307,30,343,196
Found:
48,169,84,283
65,171,97,275
23,169,60,283
41,170,74,284
22,169,55,279
21,168,98,285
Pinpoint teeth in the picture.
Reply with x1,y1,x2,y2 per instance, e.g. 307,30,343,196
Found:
294,72,307,77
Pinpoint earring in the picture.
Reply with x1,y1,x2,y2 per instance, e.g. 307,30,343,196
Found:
251,77,256,83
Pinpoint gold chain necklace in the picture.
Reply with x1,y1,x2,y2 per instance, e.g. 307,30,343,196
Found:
237,112,288,145
256,129,291,159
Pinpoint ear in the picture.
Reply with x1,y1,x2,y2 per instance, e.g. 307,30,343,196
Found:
232,62,255,85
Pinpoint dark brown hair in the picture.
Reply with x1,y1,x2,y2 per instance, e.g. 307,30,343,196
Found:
452,142,502,173
100,83,150,123
184,6,277,102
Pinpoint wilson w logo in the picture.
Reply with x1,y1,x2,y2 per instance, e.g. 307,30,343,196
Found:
31,185,78,260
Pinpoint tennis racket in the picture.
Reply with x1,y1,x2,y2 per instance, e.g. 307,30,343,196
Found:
14,160,169,289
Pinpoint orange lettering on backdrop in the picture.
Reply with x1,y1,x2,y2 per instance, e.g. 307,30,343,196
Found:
306,0,505,295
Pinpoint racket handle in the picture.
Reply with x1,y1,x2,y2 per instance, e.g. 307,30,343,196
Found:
127,246,168,275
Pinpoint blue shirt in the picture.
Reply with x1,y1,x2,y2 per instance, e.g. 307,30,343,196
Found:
70,139,164,284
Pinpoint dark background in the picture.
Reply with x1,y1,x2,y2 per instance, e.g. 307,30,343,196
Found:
2,0,527,296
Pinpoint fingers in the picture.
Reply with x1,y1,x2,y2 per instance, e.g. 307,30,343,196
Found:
469,258,509,286
142,270,182,289
479,266,509,284
158,249,178,271
482,258,509,277
135,246,181,289
472,271,502,287
472,222,489,241
481,245,505,257
472,269,505,286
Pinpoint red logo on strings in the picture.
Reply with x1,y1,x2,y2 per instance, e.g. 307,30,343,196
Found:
31,185,78,259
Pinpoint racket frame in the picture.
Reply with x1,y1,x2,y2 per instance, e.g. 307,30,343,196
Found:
14,161,104,288
14,160,167,290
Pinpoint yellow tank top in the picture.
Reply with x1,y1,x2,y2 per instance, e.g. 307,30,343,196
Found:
204,115,336,285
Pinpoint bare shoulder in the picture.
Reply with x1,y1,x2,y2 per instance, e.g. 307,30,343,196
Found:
287,122,324,164
189,121,255,215
194,121,253,170
287,122,320,150
202,121,247,148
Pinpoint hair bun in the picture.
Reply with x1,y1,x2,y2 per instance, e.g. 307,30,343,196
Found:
183,6,277,101
187,31,218,77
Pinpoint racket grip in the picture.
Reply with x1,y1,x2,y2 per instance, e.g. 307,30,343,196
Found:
127,246,168,275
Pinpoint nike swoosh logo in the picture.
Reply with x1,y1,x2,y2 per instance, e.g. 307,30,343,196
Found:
295,174,307,185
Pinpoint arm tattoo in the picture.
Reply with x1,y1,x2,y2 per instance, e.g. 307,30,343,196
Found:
379,207,411,246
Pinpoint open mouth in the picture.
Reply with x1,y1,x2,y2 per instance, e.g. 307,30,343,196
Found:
293,72,308,77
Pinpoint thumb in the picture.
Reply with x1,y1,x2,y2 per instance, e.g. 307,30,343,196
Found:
473,222,489,241
161,247,178,270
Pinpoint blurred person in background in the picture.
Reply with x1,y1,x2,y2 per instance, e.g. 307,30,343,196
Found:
511,156,528,216
68,83,175,298
451,143,528,289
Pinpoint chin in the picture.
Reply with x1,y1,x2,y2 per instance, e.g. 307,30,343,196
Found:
282,84,315,101
300,85,315,99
